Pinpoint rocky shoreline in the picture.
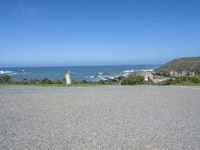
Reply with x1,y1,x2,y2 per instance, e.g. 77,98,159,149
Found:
104,57,200,84
103,70,169,84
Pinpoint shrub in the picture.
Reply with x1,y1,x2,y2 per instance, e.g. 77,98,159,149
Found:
188,77,200,83
71,80,79,84
120,76,144,85
29,79,41,84
174,77,189,84
53,80,63,84
0,75,11,83
97,80,106,84
41,78,53,84
62,78,66,82
21,78,30,85
80,80,88,84
162,76,200,85
162,79,174,85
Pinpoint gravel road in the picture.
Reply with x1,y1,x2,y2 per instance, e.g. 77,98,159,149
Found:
0,85,200,150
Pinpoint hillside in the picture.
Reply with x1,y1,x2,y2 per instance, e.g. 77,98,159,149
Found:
154,57,200,77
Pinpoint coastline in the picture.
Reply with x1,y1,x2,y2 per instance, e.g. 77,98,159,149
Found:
0,65,158,81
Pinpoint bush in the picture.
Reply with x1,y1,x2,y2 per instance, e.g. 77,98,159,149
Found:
71,79,105,85
62,78,66,83
97,80,106,84
120,76,144,85
21,78,30,85
29,79,41,84
80,80,88,84
0,75,11,83
162,79,174,85
53,80,63,84
162,76,200,85
71,80,79,84
188,77,200,83
41,78,53,84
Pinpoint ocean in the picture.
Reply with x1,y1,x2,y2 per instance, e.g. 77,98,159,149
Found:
0,65,159,81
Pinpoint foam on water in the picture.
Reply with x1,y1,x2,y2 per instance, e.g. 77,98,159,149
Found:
0,70,17,75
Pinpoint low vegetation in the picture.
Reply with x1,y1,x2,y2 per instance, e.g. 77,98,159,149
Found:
120,76,155,85
120,76,145,85
0,75,11,83
161,76,200,85
1,74,200,86
0,75,109,86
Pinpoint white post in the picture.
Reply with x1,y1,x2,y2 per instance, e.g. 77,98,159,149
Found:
65,70,71,85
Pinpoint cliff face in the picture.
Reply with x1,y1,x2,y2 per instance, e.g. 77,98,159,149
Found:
154,57,200,77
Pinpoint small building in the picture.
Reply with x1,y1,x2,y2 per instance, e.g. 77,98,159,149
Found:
144,74,148,81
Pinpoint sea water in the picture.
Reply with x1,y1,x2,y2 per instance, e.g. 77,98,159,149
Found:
0,65,159,81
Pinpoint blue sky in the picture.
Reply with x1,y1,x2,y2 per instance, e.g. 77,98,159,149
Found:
1,0,200,67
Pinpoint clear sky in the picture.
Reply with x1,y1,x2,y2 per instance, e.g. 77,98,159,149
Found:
1,0,200,67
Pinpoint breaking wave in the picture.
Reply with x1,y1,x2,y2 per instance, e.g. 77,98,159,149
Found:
122,68,154,74
0,70,17,75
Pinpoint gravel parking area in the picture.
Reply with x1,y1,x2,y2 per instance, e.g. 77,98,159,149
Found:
0,85,200,149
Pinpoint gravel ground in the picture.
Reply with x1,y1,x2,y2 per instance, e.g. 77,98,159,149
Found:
0,85,200,150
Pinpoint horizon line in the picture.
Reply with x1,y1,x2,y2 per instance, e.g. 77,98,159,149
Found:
0,64,160,68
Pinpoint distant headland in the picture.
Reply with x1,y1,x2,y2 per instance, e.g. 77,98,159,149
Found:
154,57,200,78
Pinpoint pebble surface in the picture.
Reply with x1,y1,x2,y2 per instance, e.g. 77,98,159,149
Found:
0,85,200,150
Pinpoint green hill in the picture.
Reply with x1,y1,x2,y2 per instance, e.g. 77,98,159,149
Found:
154,57,200,77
